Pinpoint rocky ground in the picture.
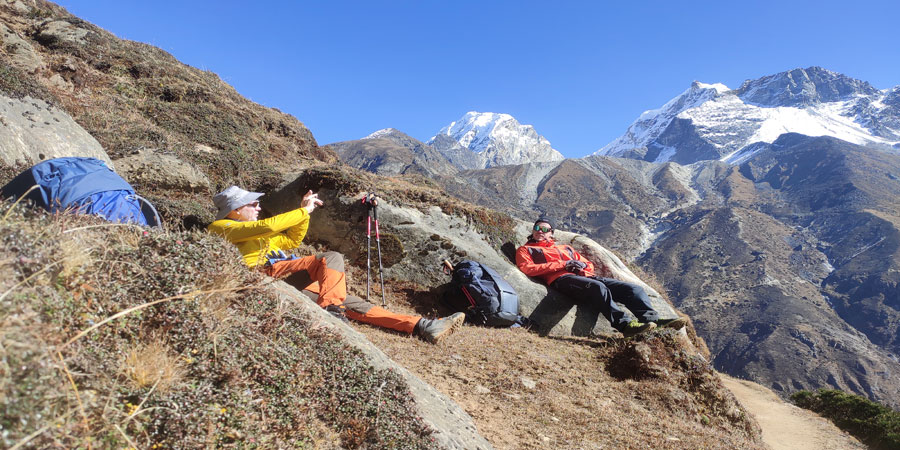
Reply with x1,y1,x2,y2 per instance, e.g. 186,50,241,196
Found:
343,268,762,449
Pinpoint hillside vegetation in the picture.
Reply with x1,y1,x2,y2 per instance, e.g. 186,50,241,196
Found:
792,389,900,450
0,197,766,448
0,200,434,448
0,1,773,448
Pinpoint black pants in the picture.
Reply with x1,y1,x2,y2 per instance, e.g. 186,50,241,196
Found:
551,275,659,330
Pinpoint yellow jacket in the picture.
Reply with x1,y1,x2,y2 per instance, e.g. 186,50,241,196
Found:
208,208,310,268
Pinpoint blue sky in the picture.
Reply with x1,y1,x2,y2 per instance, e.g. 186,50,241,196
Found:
56,1,900,158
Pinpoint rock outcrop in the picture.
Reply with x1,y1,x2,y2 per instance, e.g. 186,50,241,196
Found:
114,148,210,193
0,93,111,166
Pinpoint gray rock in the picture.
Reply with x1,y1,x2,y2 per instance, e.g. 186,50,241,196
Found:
0,23,44,74
520,377,536,390
267,280,493,450
0,93,112,167
2,0,31,14
114,149,210,192
35,20,90,48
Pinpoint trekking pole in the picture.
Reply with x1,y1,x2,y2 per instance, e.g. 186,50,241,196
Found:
362,193,374,303
372,195,387,306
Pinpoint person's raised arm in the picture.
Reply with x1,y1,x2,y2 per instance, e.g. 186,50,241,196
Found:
210,208,309,243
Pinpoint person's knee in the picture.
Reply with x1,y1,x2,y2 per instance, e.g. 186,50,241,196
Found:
629,284,646,297
318,251,345,273
587,279,610,296
342,295,373,314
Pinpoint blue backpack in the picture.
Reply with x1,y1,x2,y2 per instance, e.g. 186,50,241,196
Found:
442,260,532,328
1,157,161,227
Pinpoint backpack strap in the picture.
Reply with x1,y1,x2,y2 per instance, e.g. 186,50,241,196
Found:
134,194,163,229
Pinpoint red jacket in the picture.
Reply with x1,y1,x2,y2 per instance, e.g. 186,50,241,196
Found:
516,238,596,285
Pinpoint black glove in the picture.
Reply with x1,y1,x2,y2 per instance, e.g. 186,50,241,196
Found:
565,260,587,272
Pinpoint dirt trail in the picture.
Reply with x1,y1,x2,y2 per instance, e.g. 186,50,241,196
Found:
721,375,865,450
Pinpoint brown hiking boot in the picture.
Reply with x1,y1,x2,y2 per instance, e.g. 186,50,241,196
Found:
416,312,465,343
620,320,656,337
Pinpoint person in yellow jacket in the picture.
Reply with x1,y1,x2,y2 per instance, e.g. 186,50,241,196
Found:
208,186,464,343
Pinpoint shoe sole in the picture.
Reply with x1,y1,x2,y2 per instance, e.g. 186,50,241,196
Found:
428,312,466,344
658,318,687,329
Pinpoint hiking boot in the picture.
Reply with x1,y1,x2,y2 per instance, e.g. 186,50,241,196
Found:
655,317,687,330
619,320,656,337
324,305,349,323
416,312,465,344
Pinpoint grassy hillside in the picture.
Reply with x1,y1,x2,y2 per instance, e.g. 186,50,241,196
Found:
1,1,769,447
0,0,334,225
0,200,433,448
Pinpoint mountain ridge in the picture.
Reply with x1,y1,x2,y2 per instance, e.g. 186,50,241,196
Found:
596,66,900,164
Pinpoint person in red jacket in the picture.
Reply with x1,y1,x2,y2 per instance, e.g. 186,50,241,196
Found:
208,186,464,343
516,217,684,337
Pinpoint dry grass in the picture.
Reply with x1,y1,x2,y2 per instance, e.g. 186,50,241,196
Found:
0,200,433,449
58,232,96,279
122,338,185,393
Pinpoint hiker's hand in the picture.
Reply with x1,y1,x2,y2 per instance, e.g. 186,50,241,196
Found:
302,190,323,213
565,260,587,273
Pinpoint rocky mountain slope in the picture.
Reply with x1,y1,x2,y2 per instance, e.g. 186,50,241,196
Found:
427,134,900,409
596,67,900,164
428,111,565,169
326,128,460,177
325,112,566,176
332,66,900,409
0,1,773,448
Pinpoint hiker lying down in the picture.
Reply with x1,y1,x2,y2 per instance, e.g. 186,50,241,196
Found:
208,186,464,343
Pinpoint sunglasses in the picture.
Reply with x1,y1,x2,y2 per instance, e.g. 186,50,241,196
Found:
533,225,552,233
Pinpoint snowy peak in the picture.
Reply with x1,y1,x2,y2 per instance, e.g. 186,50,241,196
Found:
736,66,881,107
597,81,730,160
364,128,402,139
597,67,900,165
428,111,564,169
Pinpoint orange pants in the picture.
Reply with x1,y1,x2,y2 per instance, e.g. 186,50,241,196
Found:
266,251,420,334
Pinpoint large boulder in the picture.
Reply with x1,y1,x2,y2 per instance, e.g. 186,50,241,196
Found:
114,148,210,193
34,19,91,49
267,280,492,450
264,173,679,337
0,93,112,167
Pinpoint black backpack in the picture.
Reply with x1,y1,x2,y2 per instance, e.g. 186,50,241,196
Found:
442,260,532,328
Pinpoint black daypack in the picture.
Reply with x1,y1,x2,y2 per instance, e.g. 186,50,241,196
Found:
442,260,531,328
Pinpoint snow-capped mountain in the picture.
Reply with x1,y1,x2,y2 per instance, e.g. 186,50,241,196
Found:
596,67,900,165
427,111,565,169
